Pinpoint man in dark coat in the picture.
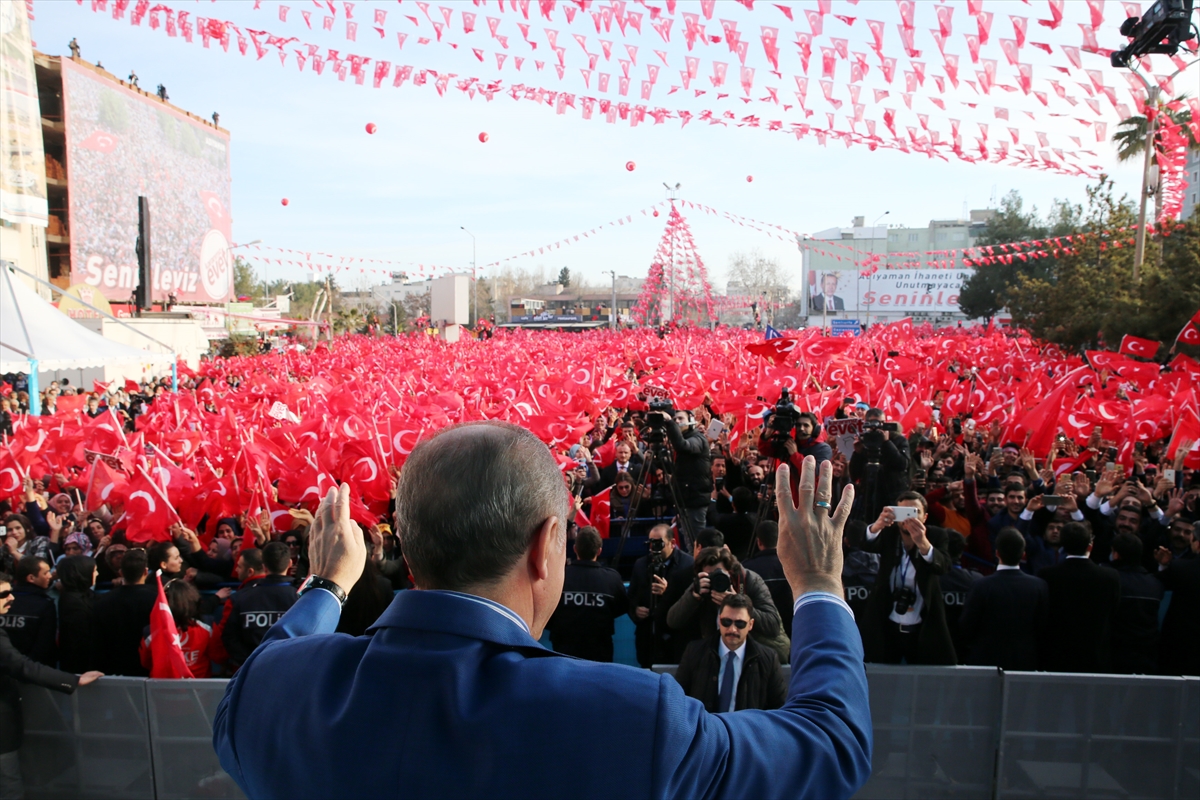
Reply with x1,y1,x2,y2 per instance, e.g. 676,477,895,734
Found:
959,528,1048,670
627,524,694,667
860,492,956,665
0,557,58,666
1155,536,1200,676
742,522,792,635
1,571,103,798
1105,533,1163,674
715,487,758,561
1038,522,1121,673
673,594,786,712
92,549,156,676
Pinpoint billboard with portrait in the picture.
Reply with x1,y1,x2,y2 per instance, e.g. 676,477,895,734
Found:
62,58,233,302
806,268,973,315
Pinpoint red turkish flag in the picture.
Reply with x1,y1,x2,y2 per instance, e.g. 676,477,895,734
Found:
1177,323,1200,345
86,458,128,510
78,130,119,153
593,438,617,469
1166,407,1200,468
1118,334,1160,359
121,471,178,543
745,336,798,364
1085,350,1121,370
588,486,612,538
0,448,24,503
148,571,194,679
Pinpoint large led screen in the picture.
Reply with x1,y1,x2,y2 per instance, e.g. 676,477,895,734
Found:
62,58,233,303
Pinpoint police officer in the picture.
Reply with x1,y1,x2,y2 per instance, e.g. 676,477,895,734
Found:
546,528,629,662
939,531,980,664
0,557,57,666
661,408,713,552
220,543,297,670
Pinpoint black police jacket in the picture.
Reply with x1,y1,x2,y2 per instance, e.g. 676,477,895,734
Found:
1,629,77,754
223,574,298,667
546,561,629,660
0,586,58,667
664,420,713,509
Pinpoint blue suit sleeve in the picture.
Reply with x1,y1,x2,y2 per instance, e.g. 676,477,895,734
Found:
652,599,872,800
213,589,342,794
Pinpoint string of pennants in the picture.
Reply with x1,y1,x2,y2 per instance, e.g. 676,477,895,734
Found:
73,0,1200,183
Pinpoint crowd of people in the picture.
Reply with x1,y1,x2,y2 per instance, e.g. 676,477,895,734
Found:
0,324,1196,740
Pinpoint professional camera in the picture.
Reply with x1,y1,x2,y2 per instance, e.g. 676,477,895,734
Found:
1111,0,1195,67
641,397,675,445
759,388,803,459
860,417,900,450
694,568,732,595
892,586,917,616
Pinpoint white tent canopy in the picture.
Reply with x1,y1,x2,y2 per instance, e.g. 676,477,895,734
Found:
1,267,175,373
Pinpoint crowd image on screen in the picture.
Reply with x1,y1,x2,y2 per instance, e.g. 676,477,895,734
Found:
0,368,1196,688
64,66,231,302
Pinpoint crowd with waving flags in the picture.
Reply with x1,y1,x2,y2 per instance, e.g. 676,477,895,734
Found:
0,319,1197,680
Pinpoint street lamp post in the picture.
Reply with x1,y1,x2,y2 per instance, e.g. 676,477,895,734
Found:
868,212,889,327
461,226,477,323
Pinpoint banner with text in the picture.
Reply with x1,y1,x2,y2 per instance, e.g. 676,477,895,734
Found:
0,2,47,226
807,269,973,315
63,58,233,302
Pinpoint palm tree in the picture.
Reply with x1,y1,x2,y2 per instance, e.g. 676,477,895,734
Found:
1112,96,1198,222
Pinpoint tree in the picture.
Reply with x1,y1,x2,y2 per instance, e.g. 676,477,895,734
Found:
957,191,1080,321
557,267,571,288
726,249,793,322
233,257,261,301
1005,177,1200,351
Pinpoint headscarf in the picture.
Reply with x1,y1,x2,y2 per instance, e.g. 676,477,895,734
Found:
64,531,94,557
216,516,243,539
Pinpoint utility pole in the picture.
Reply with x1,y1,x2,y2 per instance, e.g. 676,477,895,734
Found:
1132,84,1159,283
662,182,680,325
607,270,617,329
461,227,477,324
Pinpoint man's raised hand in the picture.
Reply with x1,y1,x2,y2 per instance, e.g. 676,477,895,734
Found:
775,456,853,599
307,483,367,596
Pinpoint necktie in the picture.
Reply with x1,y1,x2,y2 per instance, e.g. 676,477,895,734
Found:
826,296,833,311
718,650,737,712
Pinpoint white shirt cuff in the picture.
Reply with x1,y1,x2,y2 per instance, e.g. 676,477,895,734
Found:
1086,493,1101,510
1099,500,1114,517
794,591,855,621
1019,509,1035,521
865,528,880,541
920,545,935,562
1071,509,1085,521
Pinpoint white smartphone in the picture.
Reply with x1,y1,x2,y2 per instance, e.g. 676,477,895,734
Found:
706,419,725,441
886,505,919,522
1164,468,1176,483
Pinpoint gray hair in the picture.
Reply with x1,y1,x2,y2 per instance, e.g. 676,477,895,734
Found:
395,421,568,591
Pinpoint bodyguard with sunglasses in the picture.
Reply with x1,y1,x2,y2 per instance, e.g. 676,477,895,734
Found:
673,593,786,712
1,572,103,799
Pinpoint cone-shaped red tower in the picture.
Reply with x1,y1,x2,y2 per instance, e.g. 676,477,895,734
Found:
631,203,715,326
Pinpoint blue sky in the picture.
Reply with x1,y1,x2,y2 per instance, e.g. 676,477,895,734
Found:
32,0,1190,292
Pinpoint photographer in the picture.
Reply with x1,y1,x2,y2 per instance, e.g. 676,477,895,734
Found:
859,493,956,665
666,546,789,664
758,407,832,470
627,525,694,667
849,408,910,523
654,407,713,551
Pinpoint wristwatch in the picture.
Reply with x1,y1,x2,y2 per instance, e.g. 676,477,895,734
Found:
298,575,347,605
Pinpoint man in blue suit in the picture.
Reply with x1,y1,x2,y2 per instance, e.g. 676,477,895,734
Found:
213,422,871,800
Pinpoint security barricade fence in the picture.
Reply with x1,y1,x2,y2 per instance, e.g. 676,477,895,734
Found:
16,669,1200,800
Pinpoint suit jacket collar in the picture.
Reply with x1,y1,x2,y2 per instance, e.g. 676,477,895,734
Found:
367,589,560,655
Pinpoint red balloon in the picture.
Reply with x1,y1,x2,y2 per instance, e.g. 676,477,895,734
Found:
478,132,489,142
746,175,754,182
281,198,289,206
653,210,659,217
365,122,377,134
625,161,636,171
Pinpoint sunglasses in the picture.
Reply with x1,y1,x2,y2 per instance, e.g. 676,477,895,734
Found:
0,590,12,599
718,617,748,630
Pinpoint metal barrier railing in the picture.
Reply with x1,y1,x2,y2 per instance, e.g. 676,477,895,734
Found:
17,669,1200,800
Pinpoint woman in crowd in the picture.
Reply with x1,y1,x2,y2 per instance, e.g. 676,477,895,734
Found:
139,580,213,678
57,555,98,672
0,513,57,575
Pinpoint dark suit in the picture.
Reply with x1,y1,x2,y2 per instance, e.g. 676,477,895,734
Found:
743,548,793,635
1107,562,1163,675
673,635,787,712
811,293,845,312
627,550,694,666
1,629,78,754
598,457,643,490
214,589,872,800
1157,556,1200,676
1038,557,1121,673
958,568,1049,670
861,524,957,665
715,511,757,560
92,584,157,677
